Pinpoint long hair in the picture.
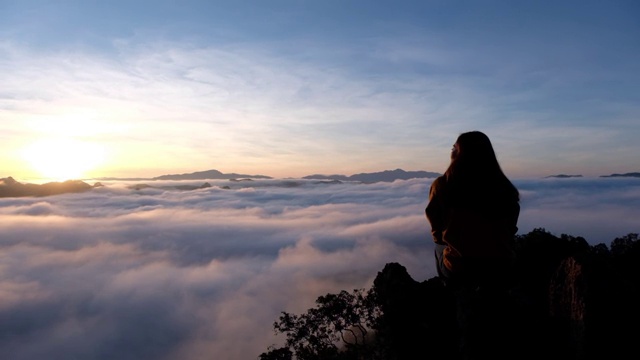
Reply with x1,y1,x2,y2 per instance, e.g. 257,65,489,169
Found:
444,131,519,207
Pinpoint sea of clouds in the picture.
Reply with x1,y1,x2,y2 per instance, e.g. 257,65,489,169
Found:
1,177,638,360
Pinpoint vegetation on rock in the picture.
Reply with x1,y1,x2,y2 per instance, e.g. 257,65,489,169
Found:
260,229,640,360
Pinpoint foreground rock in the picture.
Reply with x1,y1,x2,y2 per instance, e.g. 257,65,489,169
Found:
261,229,640,360
373,230,640,360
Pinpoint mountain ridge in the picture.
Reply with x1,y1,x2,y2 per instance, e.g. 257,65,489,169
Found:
600,172,640,178
152,169,272,180
0,177,101,198
96,169,640,182
302,168,442,183
93,168,442,182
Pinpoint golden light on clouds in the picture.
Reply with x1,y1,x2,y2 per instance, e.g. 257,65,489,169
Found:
20,138,107,181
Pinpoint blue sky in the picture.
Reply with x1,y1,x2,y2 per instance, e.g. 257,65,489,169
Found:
1,0,639,180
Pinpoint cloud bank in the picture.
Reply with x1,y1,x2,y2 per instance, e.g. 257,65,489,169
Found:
0,177,638,359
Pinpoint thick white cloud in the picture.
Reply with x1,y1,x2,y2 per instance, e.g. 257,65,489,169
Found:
0,177,638,359
515,177,640,244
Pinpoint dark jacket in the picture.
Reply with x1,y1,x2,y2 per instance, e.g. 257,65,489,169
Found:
425,176,520,275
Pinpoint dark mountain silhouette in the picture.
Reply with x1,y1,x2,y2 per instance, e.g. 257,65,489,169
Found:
97,168,441,183
150,168,442,182
545,174,583,178
152,169,272,180
0,177,100,198
128,182,212,191
600,172,640,178
260,229,640,360
303,169,441,183
93,170,272,181
94,169,639,182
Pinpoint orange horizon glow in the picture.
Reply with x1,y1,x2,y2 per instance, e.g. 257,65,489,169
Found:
20,138,107,182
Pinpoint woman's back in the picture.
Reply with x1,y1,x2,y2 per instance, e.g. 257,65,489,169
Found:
426,131,520,282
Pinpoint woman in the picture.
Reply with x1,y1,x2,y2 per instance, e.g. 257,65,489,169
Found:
425,131,520,288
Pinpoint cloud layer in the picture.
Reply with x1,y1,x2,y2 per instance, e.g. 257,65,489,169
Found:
1,177,638,359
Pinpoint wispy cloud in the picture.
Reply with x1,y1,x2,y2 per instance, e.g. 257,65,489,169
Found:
3,40,470,176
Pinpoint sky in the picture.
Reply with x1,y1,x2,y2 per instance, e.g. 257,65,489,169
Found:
1,0,639,181
0,177,639,360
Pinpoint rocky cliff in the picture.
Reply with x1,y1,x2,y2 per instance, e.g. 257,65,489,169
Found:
372,230,640,360
261,229,640,360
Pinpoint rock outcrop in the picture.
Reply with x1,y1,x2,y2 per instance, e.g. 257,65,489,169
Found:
372,230,640,360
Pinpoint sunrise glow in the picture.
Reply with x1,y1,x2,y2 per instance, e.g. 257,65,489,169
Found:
20,138,106,181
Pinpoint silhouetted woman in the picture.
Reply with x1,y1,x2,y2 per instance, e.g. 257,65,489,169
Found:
425,131,520,359
426,130,519,285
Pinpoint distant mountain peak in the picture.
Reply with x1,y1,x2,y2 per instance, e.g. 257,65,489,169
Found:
0,176,18,186
0,177,96,198
152,169,272,180
545,174,583,178
600,172,640,178
303,169,441,183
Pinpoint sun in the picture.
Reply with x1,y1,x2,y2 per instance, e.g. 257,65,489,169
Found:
21,138,106,181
